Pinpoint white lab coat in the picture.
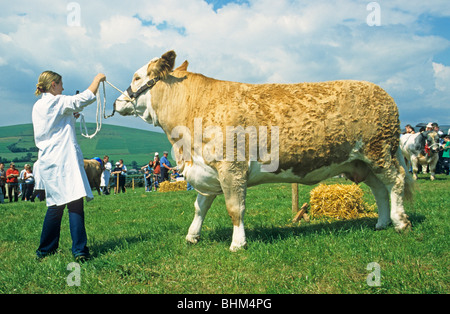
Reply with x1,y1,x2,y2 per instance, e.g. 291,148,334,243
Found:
32,90,96,207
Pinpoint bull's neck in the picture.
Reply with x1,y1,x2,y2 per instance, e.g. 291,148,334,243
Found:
150,73,204,145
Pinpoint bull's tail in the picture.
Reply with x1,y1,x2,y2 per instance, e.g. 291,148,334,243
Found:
397,147,414,202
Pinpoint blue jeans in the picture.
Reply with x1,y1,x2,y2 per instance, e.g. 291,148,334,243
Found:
36,198,89,258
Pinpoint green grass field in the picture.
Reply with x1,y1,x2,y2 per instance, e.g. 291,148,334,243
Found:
0,175,448,294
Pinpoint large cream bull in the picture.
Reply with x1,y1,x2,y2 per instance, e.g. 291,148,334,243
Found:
113,50,413,251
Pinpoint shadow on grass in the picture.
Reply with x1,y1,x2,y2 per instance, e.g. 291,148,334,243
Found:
87,213,426,256
205,213,426,245
89,233,154,258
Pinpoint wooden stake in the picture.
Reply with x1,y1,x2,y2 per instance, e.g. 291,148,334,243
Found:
292,183,299,214
293,203,310,223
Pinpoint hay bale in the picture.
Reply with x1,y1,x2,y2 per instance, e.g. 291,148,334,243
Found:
309,184,377,220
159,181,188,193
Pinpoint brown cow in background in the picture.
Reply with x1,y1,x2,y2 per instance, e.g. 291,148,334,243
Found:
84,158,103,196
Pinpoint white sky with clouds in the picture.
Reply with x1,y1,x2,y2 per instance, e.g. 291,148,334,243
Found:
1,0,449,132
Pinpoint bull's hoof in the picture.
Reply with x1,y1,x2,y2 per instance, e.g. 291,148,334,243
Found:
430,175,436,181
229,241,247,252
186,234,200,244
394,218,412,233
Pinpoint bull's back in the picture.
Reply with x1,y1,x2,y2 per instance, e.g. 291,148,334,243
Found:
230,80,400,175
256,80,399,174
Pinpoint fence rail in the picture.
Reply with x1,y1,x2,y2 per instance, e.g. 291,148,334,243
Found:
108,174,150,189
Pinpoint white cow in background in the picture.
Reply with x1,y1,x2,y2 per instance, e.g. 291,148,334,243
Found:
400,131,440,180
113,50,413,251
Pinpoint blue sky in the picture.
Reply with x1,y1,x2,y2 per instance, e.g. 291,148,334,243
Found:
1,0,449,132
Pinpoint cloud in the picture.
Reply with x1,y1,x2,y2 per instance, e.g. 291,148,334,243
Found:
433,62,450,91
0,0,450,130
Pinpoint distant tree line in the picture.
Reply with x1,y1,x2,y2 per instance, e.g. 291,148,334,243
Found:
7,143,39,153
1,143,38,164
0,152,35,164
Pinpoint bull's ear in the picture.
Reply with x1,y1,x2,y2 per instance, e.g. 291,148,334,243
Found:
149,50,177,79
161,50,176,71
174,60,189,72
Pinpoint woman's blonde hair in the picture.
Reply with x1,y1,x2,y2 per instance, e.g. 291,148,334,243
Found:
35,71,62,96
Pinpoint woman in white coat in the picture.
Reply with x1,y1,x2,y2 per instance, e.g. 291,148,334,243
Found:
33,70,105,260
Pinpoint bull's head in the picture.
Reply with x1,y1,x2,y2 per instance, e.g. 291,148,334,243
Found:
113,50,177,126
426,131,440,153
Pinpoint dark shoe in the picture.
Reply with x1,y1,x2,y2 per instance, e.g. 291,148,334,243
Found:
74,254,90,263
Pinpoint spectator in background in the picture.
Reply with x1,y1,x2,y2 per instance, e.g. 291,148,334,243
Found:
19,165,28,198
442,135,450,175
432,123,444,139
119,159,127,192
6,162,19,202
119,159,127,177
111,161,126,193
22,164,34,201
431,123,445,174
153,153,161,189
0,183,3,204
100,155,112,195
405,124,415,134
160,151,173,182
141,160,154,192
0,162,6,198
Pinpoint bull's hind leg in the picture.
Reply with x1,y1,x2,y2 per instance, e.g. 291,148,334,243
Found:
186,193,217,244
373,160,412,232
364,172,391,230
386,165,411,231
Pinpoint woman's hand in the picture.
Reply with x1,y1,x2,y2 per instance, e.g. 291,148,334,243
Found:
95,73,106,83
88,73,107,95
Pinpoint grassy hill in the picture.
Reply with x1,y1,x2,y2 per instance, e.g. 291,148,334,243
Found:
0,123,172,169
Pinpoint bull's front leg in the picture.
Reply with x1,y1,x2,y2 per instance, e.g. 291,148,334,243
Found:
224,187,247,252
430,155,438,181
411,155,419,180
186,193,216,244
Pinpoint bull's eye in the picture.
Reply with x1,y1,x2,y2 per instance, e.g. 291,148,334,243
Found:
134,76,141,82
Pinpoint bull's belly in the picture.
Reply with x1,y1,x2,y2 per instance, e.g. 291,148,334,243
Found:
247,161,351,186
183,158,357,195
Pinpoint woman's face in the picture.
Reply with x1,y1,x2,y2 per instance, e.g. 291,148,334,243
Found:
51,80,64,95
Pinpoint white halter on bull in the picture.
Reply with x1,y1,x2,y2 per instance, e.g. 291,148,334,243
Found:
79,80,132,139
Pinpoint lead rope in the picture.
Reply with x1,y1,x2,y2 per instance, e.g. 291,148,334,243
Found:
79,80,132,139
80,81,106,139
